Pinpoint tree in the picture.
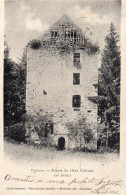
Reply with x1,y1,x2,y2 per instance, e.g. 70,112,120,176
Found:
4,42,19,124
66,116,94,150
4,43,26,126
18,48,27,115
98,23,120,149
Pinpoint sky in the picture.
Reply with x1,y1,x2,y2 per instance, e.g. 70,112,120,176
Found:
5,0,121,63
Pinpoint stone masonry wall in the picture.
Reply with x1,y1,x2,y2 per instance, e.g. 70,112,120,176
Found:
26,47,98,149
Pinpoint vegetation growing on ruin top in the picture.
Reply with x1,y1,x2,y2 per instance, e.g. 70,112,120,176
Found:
28,38,100,55
27,15,99,55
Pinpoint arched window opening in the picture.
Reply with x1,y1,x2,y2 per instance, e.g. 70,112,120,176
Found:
72,95,81,108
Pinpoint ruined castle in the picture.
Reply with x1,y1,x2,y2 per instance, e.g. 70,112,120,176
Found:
26,15,99,150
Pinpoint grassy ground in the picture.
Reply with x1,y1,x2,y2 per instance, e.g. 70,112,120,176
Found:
4,140,119,166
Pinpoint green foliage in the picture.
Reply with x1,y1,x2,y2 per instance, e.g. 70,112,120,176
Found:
88,24,120,150
99,23,120,93
58,41,71,52
97,23,120,149
25,113,53,135
4,43,26,126
83,39,100,55
28,37,99,55
66,116,94,148
28,39,42,50
25,113,53,146
7,123,26,142
4,42,10,59
99,23,120,119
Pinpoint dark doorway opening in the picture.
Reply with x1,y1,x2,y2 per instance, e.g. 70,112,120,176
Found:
58,137,65,150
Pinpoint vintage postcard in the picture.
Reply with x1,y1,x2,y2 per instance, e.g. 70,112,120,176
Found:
0,0,126,194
